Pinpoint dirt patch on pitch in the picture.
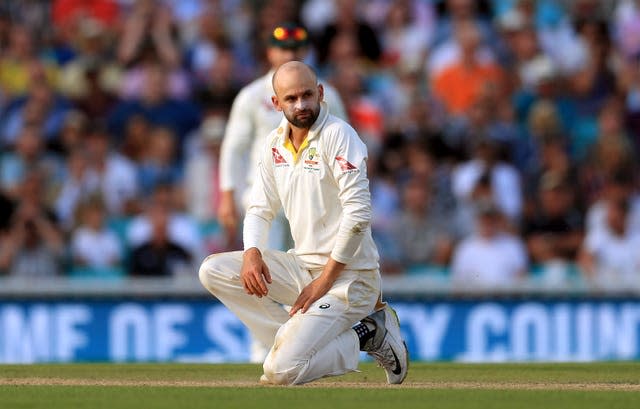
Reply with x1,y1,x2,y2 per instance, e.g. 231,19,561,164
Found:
1,378,639,391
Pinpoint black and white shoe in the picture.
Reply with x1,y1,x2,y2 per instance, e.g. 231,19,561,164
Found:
361,305,409,384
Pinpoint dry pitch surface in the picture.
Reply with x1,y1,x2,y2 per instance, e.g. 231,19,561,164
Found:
1,363,639,409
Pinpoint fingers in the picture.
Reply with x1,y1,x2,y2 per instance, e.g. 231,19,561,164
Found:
262,265,272,284
289,291,313,316
241,269,270,297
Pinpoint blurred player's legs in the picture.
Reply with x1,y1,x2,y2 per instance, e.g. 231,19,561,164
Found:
198,250,380,385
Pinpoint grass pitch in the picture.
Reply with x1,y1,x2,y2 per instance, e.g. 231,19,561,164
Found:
1,362,639,409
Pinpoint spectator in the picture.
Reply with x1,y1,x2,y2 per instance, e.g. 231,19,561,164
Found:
54,147,100,231
57,110,89,155
523,171,583,273
84,125,140,216
193,46,243,114
0,171,64,277
129,201,191,277
451,200,528,288
584,170,640,236
315,0,382,65
428,0,496,78
379,0,433,70
393,176,455,271
0,123,63,200
116,0,188,99
127,183,203,263
1,80,71,147
0,25,58,98
431,19,505,116
69,196,123,278
119,114,151,163
137,126,182,196
57,17,120,118
452,137,523,223
107,62,201,153
578,197,640,290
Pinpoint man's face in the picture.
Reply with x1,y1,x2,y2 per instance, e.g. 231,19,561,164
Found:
272,70,323,129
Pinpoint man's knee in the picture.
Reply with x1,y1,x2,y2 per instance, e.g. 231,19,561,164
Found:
198,252,236,290
262,353,308,385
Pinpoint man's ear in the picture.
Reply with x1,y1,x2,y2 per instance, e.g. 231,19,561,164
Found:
318,84,324,102
271,95,282,111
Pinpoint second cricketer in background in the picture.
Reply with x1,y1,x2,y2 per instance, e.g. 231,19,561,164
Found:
218,22,346,363
199,61,408,385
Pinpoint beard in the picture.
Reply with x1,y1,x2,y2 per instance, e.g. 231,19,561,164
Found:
285,104,320,129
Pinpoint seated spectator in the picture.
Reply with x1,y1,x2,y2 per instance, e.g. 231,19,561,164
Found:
431,19,504,116
0,123,63,200
57,110,89,155
428,0,496,76
452,137,523,223
107,62,201,154
451,200,528,288
0,171,64,277
116,1,189,99
314,0,382,66
138,126,182,196
54,147,101,231
392,177,454,270
120,115,151,163
578,198,640,289
69,196,123,278
84,125,140,216
0,25,58,99
193,46,242,114
127,183,203,263
1,80,71,148
585,169,640,236
129,202,192,277
523,171,583,276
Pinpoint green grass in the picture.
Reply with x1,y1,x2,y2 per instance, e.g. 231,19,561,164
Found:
1,363,639,409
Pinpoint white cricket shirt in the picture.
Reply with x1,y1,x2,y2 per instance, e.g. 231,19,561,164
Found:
219,70,346,208
243,103,379,271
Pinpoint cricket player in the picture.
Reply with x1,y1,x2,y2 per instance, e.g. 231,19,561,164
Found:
199,61,408,385
218,22,346,249
218,22,346,362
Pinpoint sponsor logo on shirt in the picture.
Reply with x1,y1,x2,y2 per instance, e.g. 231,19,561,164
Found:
335,156,358,173
272,147,289,167
304,147,321,172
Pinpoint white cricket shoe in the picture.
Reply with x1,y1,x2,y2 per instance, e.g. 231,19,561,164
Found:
361,305,408,384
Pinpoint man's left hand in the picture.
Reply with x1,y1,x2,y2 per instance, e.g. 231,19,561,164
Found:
290,276,333,316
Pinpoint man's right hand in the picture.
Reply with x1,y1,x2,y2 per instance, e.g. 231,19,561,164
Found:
240,247,272,297
218,190,239,246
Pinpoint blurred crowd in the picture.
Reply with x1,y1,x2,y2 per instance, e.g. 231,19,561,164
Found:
0,0,640,291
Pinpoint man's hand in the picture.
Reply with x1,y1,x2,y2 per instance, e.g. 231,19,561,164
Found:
290,276,333,316
290,258,346,316
240,247,272,297
218,190,238,246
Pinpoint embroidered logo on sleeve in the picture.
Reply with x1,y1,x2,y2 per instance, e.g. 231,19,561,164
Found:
335,156,359,173
272,147,289,167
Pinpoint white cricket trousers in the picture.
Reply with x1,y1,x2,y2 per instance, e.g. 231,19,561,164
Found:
198,249,381,385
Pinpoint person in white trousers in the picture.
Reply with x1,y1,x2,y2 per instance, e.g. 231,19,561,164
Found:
199,61,408,385
217,23,347,362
